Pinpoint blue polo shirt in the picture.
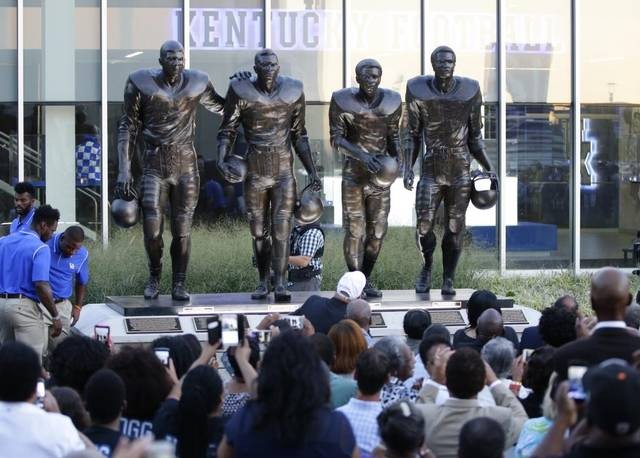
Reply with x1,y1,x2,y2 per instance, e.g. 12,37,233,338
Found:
10,207,35,234
0,229,50,301
47,232,90,300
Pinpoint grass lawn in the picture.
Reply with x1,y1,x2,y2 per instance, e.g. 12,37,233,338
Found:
84,221,639,311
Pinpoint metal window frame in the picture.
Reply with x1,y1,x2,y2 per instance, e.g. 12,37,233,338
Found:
183,0,190,68
497,0,506,274
263,0,271,49
100,0,108,245
571,0,581,274
17,0,24,181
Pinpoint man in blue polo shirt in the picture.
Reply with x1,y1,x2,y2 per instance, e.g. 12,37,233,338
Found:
0,205,62,361
10,181,37,234
46,226,90,350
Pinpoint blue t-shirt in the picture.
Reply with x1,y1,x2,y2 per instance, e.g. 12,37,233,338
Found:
46,232,90,300
0,229,50,301
9,207,35,234
225,402,355,458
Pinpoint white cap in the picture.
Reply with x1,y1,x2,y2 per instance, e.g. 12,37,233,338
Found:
336,271,366,300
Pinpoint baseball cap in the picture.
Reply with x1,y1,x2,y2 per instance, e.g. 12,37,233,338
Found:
336,271,366,300
583,359,640,437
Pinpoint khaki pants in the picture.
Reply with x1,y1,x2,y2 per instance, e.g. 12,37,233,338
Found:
0,297,47,361
42,299,72,354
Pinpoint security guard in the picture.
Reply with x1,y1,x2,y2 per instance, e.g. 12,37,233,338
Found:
0,205,62,361
10,181,36,234
288,222,324,291
45,226,90,350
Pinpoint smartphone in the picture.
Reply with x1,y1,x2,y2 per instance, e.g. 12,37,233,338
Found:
568,365,588,402
221,315,240,346
154,347,171,368
94,325,110,344
35,379,45,409
283,315,304,330
207,315,221,346
250,329,272,345
522,349,534,362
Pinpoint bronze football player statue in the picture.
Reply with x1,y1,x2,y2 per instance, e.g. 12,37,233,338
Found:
404,46,494,296
329,59,402,298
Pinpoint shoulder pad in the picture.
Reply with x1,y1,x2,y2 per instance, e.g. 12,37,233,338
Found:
406,75,431,100
378,88,402,114
454,77,481,99
229,77,260,102
330,88,358,112
128,69,159,94
185,69,210,93
277,76,304,104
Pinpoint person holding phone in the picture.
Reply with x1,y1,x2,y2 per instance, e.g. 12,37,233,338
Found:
45,226,90,352
222,338,260,418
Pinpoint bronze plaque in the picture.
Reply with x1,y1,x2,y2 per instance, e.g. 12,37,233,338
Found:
124,317,182,334
501,309,529,325
430,310,466,326
370,312,386,328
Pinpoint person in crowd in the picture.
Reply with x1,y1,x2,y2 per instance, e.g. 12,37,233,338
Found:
291,271,366,334
417,347,528,458
10,181,37,233
310,333,357,408
151,335,200,379
46,226,90,350
519,346,555,418
0,205,62,360
218,330,358,457
372,400,434,458
411,324,452,385
481,337,528,397
288,219,325,292
329,319,368,376
537,306,578,348
458,417,506,458
374,336,417,406
0,342,85,456
533,360,640,457
346,298,373,347
106,346,173,438
337,348,390,457
221,337,260,417
520,295,578,352
49,334,110,397
515,373,558,458
552,267,640,380
51,386,91,431
453,290,518,350
403,309,432,355
624,303,640,330
84,369,126,458
181,333,203,359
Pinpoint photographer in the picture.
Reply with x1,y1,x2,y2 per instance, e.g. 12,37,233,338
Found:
288,221,324,292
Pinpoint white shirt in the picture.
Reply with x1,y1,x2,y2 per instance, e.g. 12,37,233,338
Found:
337,398,383,454
0,401,85,458
422,379,497,407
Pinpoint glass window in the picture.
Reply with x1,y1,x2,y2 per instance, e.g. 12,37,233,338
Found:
24,0,100,102
349,0,419,96
0,1,16,230
272,0,342,102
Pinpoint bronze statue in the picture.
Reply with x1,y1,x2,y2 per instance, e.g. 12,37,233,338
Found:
404,46,494,296
329,59,402,298
217,49,321,302
116,40,228,301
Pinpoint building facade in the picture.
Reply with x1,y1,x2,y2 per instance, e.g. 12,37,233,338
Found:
0,0,638,272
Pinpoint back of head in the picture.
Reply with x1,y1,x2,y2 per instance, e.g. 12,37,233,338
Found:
336,271,366,301
476,308,503,343
346,299,371,328
226,338,260,381
373,336,408,377
423,323,451,342
446,347,486,399
50,386,90,431
377,401,425,455
458,417,505,458
33,204,60,227
50,334,109,396
328,319,367,374
85,369,126,425
152,336,199,379
0,342,40,402
64,225,85,243
590,267,631,319
467,290,498,328
309,333,335,367
419,334,452,368
538,306,578,347
480,337,515,379
403,309,432,341
255,330,330,446
106,346,172,421
177,365,223,458
523,346,555,396
355,348,390,396
179,334,203,359
553,295,579,312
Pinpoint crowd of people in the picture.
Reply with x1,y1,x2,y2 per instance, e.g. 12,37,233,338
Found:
2,265,640,458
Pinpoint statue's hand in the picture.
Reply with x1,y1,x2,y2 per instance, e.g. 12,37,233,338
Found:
115,172,134,199
230,71,252,81
218,161,243,184
365,155,382,174
403,169,415,191
309,173,322,192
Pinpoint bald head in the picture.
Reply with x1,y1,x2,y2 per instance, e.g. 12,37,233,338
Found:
591,267,631,320
476,308,503,343
346,299,371,330
160,40,184,58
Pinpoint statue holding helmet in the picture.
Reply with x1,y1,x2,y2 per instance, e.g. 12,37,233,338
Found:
329,58,402,298
217,49,322,303
404,46,497,296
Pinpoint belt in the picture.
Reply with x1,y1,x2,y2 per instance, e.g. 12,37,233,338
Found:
0,293,36,301
54,298,67,304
